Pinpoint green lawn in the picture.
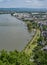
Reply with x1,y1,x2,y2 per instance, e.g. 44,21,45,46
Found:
23,29,40,56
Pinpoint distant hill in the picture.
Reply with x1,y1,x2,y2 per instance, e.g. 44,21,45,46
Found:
0,8,47,13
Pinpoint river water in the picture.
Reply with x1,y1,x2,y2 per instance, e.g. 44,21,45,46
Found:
0,14,34,51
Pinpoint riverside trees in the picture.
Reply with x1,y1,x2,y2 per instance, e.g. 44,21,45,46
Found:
0,50,35,65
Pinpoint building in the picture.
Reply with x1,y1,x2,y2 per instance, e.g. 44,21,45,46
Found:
42,31,47,40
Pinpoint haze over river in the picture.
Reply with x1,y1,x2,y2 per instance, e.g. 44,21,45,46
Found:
0,14,34,51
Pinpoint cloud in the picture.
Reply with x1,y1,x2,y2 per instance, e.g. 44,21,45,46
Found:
38,0,45,1
26,0,32,3
25,0,47,8
0,0,4,2
0,0,47,8
0,0,12,2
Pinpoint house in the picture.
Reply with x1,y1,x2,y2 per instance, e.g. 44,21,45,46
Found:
41,45,47,51
42,31,47,40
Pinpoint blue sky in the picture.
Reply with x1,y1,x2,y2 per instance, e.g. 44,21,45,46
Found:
0,0,47,8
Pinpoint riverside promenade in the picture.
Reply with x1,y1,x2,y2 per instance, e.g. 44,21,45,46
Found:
22,29,40,56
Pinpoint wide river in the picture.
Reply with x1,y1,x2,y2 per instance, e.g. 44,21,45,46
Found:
0,14,35,51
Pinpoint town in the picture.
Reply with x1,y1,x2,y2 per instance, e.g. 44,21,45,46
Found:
12,12,47,46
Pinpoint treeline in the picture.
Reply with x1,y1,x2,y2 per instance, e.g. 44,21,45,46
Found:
33,45,47,65
0,48,47,65
33,36,47,65
0,49,34,65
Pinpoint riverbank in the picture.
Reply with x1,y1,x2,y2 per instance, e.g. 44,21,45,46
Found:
22,29,40,56
11,14,41,56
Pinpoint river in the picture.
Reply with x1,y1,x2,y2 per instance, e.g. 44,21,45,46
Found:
0,14,35,51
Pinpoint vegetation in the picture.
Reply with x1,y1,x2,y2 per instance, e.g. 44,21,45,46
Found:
23,19,47,65
0,50,35,65
33,31,47,65
42,25,47,31
33,45,47,65
23,29,40,56
26,21,32,32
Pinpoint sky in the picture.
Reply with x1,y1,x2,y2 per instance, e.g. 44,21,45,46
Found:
0,0,47,8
